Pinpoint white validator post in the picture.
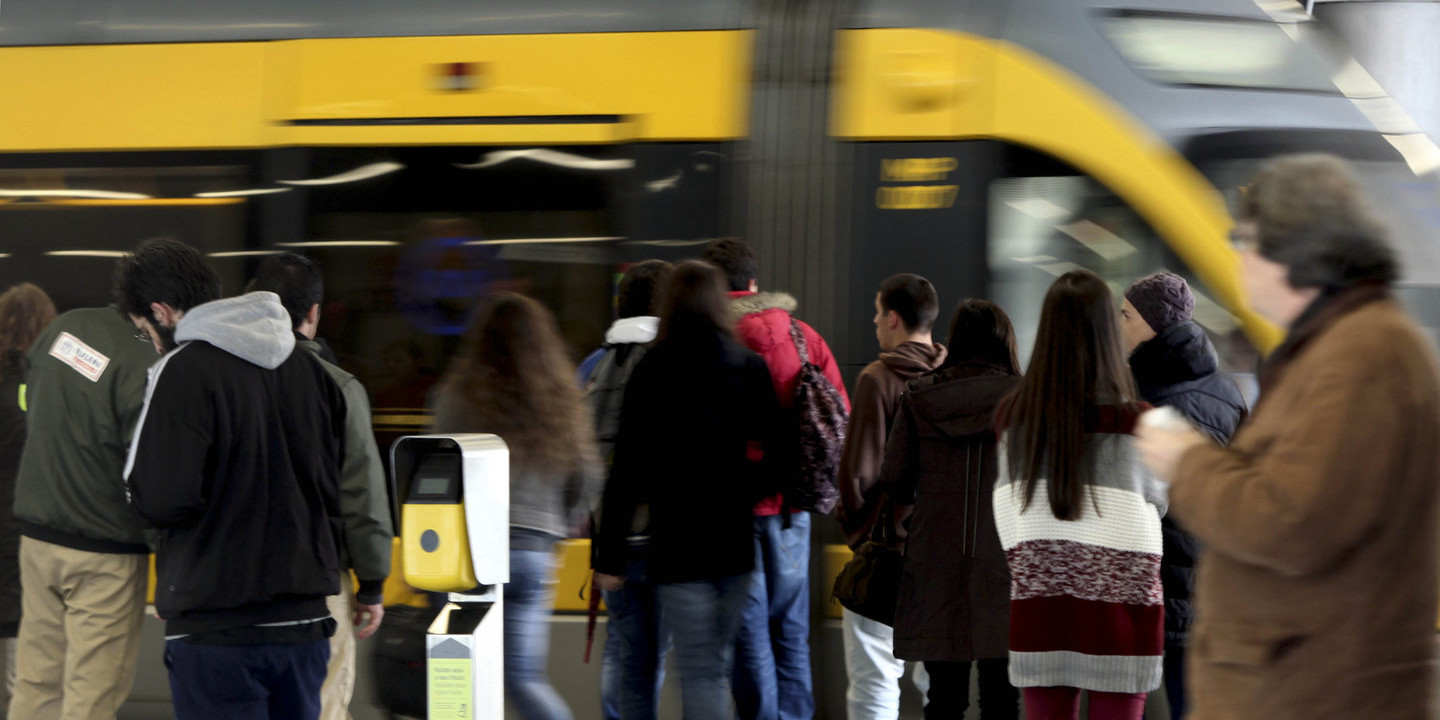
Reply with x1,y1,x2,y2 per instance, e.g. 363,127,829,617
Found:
392,434,510,720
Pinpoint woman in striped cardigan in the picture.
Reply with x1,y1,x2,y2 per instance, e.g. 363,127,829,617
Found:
992,269,1166,720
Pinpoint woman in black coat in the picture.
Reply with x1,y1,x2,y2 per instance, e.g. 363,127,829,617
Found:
594,260,784,720
0,284,56,688
881,299,1022,720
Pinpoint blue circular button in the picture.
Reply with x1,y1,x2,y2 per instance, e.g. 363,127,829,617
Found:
421,529,440,553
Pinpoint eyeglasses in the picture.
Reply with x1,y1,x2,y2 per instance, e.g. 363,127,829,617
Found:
1228,229,1257,253
133,329,152,343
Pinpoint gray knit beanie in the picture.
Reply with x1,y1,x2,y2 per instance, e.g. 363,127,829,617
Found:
1124,272,1194,332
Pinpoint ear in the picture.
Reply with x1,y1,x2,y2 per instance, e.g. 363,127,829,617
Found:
887,309,903,331
747,278,758,293
306,303,321,327
150,302,179,327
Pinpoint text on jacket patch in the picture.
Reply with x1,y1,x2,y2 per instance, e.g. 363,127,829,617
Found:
48,332,110,382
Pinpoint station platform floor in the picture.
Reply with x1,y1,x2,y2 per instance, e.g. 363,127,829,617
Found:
0,612,1189,720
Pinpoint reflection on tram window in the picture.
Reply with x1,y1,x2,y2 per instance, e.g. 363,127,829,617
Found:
987,172,1255,378
289,145,728,408
1199,154,1440,352
0,165,248,310
296,146,624,402
1099,12,1345,93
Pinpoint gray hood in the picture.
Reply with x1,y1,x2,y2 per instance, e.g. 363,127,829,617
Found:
174,291,295,369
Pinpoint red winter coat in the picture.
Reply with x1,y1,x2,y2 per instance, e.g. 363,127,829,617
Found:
729,291,850,516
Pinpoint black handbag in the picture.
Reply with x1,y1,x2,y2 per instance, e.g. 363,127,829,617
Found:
831,509,903,626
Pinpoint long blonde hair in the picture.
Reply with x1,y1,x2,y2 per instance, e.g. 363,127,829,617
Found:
435,293,594,472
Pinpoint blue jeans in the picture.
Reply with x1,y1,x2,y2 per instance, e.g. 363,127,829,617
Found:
601,550,671,720
733,512,814,720
164,639,329,720
506,548,574,720
657,575,752,720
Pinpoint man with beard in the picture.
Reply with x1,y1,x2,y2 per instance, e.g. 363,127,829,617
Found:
121,238,348,719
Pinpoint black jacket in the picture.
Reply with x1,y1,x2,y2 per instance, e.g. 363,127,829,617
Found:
883,361,1018,661
595,327,783,584
0,355,25,637
1129,320,1247,641
125,293,347,637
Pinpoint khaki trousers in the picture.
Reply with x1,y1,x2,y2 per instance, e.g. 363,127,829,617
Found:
319,593,356,720
7,536,146,720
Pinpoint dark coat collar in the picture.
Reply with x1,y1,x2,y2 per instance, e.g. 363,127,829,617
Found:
1258,283,1390,400
1129,320,1218,392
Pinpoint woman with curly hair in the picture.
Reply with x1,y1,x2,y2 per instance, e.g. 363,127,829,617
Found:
434,292,601,720
0,283,56,691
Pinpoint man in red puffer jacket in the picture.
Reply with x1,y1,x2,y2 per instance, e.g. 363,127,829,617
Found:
701,238,849,720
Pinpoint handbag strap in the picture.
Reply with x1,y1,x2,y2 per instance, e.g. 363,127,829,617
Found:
788,318,811,366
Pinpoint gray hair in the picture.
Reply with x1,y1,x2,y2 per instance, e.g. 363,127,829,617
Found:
1240,153,1398,290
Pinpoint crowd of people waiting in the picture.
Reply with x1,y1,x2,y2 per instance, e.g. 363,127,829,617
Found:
0,152,1434,720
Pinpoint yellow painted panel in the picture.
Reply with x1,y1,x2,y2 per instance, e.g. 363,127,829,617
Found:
551,539,852,618
147,555,156,604
286,122,633,148
831,29,994,140
0,31,750,152
821,543,854,620
151,538,856,617
553,539,598,613
0,43,272,152
284,32,750,141
832,29,1280,351
383,537,435,608
1,199,244,208
985,40,1279,351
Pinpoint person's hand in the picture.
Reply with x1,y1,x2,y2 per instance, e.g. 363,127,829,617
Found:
1136,424,1210,483
595,573,625,592
353,603,384,640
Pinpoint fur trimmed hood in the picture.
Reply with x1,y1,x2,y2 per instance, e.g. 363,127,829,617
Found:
729,291,798,317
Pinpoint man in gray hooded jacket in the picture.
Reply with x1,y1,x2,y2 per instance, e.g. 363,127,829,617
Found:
251,252,392,720
121,238,348,720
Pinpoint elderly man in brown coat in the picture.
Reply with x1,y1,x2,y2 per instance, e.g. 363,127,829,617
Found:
1138,154,1440,720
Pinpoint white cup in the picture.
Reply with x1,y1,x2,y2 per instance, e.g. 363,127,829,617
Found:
1139,406,1192,434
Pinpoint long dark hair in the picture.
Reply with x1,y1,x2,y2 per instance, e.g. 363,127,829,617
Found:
436,293,594,472
658,260,735,342
1004,270,1137,520
940,299,1020,375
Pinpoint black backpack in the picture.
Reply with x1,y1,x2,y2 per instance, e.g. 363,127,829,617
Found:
585,343,648,465
786,319,847,514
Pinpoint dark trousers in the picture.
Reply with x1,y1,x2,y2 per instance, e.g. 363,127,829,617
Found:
1163,641,1186,720
165,639,330,720
923,658,1018,720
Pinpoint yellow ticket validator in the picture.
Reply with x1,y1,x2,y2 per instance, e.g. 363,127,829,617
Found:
402,453,478,592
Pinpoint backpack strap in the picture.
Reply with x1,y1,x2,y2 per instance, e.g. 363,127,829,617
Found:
789,318,812,366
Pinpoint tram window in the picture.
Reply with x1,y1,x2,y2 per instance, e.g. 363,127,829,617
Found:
1099,13,1344,94
1198,154,1440,351
987,170,1257,383
0,164,248,310
292,146,631,405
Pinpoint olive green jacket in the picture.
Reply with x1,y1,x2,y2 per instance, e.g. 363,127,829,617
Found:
298,337,393,603
15,307,156,553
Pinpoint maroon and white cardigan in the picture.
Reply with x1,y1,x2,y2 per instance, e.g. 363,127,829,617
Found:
992,404,1166,694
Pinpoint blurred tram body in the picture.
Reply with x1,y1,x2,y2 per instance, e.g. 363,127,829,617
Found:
0,0,1436,717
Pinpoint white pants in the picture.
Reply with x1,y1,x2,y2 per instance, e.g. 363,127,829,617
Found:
841,608,929,720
